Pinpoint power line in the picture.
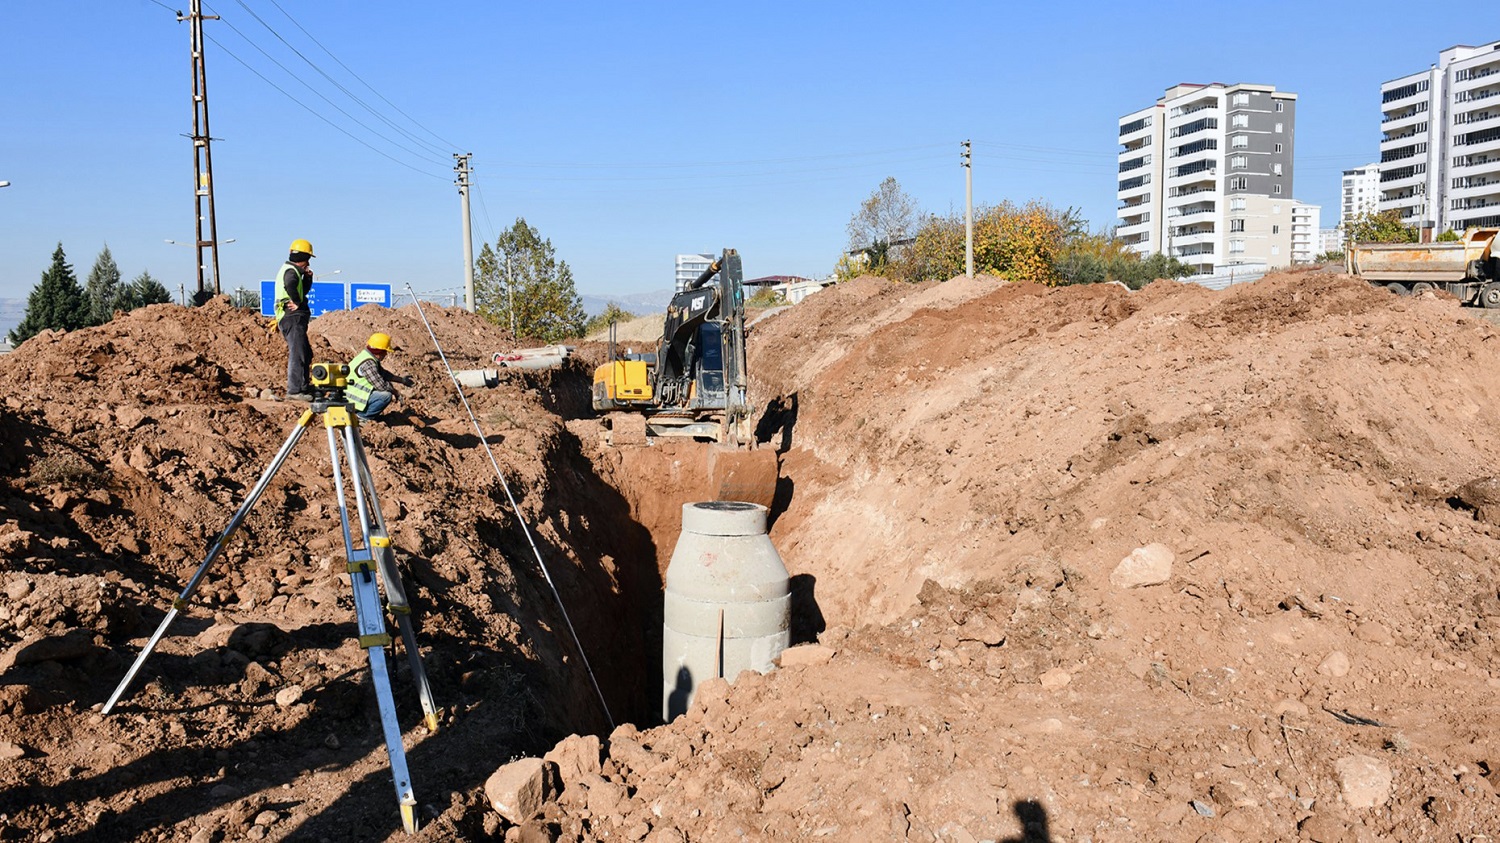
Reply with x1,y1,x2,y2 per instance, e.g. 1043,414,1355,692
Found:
227,0,455,160
260,0,464,154
204,4,451,169
204,34,448,181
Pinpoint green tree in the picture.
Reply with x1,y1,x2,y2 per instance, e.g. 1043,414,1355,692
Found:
475,218,586,342
583,302,637,336
83,244,122,325
116,271,172,312
1344,209,1417,245
1315,250,1345,264
10,244,88,345
1435,229,1462,242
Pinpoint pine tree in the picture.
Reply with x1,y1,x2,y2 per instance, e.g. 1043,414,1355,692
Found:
116,271,173,312
475,218,586,342
84,244,122,325
9,244,88,345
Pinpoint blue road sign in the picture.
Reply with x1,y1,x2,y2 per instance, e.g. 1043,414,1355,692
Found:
350,283,392,308
260,281,391,316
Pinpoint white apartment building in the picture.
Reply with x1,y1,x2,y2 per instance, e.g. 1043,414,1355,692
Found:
1319,227,1343,255
1378,40,1500,233
1117,82,1297,275
674,253,714,292
1341,163,1381,223
1290,201,1321,263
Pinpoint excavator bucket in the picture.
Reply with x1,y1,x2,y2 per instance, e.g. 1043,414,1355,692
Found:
708,445,779,508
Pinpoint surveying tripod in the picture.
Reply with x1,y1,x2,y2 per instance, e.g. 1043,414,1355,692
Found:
102,365,438,834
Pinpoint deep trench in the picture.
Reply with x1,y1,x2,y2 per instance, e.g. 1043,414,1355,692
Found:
507,365,808,743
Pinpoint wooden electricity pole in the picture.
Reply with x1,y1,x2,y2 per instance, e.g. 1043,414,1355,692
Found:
182,0,223,303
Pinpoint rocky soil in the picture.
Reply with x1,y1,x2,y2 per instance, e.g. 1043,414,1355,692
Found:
4,270,1500,842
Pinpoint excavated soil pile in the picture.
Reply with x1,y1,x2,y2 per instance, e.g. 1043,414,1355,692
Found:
5,271,1500,842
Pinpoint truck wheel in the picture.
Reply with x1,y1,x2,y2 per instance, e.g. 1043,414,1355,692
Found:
1412,282,1435,295
1385,282,1409,296
1483,283,1500,309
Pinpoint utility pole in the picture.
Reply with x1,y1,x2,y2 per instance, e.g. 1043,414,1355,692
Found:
181,0,223,303
506,254,516,336
962,140,973,278
454,153,475,312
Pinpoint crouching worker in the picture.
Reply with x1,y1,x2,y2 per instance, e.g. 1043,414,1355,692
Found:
346,332,413,421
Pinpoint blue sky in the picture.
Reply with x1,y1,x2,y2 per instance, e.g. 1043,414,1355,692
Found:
0,1,1486,307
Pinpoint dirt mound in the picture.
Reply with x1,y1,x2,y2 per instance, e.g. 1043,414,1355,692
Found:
6,273,1500,841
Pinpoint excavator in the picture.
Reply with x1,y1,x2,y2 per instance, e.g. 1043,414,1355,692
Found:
592,248,778,506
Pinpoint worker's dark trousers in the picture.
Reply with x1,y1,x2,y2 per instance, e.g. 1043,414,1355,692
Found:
279,310,311,395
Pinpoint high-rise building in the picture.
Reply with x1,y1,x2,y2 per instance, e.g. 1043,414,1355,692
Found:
674,253,714,292
1340,163,1381,224
1117,82,1297,275
1378,40,1500,233
1290,201,1321,264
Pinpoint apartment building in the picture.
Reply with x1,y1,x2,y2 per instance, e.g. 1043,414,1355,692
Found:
1117,82,1297,275
1290,201,1321,263
1341,163,1381,223
674,253,714,292
1378,40,1500,233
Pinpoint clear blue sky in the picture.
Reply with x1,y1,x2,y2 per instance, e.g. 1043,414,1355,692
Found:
0,1,1486,306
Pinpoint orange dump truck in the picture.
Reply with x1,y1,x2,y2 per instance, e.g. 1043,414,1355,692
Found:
1348,228,1500,306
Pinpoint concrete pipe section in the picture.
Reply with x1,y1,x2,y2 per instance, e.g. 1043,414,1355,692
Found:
662,501,790,722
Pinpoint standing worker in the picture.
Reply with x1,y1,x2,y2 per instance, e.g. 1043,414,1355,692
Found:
346,332,413,421
275,238,316,402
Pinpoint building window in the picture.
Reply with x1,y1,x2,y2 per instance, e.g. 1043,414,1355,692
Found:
1273,225,1280,234
1232,135,1249,148
1231,219,1246,232
1272,245,1281,256
1230,197,1246,211
1230,176,1249,190
1273,163,1283,176
1233,92,1250,106
1275,102,1285,113
1230,239,1246,253
1274,143,1283,153
1274,184,1283,194
1275,122,1284,133
1273,204,1281,213
1232,156,1248,169
1232,114,1249,128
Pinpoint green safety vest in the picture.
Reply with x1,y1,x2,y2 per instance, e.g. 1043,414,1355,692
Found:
345,349,378,410
273,262,311,323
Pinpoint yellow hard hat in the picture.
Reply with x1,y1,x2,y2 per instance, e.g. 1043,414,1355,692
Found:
368,332,392,352
289,238,315,257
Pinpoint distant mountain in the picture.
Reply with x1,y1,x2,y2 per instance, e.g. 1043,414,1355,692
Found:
580,289,674,318
0,298,24,341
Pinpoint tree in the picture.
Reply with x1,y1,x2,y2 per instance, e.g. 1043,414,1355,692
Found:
1435,229,1462,242
1344,209,1417,245
10,244,88,345
583,302,637,337
906,201,1068,284
846,177,917,270
83,244,122,325
475,218,586,342
116,271,173,312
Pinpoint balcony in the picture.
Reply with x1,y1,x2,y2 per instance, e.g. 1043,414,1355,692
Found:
1170,202,1216,220
1170,100,1218,118
1380,145,1422,163
1169,185,1216,198
1119,115,1153,136
1381,80,1428,105
1172,138,1219,158
1115,219,1152,238
1455,65,1500,91
1456,126,1500,156
1380,127,1428,146
1118,154,1151,173
1170,117,1218,139
1118,173,1152,196
1382,104,1428,126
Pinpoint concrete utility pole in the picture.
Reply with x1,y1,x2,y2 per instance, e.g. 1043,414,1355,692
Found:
180,0,223,302
962,140,974,278
454,153,475,312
